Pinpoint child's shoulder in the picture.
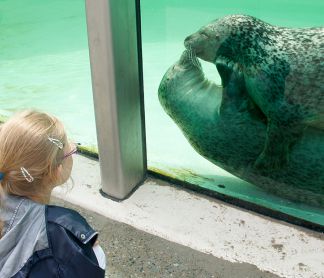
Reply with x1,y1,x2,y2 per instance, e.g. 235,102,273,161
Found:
46,205,98,245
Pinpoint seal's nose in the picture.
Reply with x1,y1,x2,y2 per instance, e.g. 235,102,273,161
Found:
184,35,192,49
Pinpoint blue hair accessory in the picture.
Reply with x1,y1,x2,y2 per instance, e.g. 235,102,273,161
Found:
0,172,4,181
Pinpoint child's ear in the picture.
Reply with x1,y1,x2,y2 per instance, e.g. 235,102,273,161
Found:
54,164,63,185
57,164,63,175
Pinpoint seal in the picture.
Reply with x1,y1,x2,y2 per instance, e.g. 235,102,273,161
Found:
158,50,324,207
184,14,324,170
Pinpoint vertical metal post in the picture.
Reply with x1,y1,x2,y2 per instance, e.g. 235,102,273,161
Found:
85,0,146,199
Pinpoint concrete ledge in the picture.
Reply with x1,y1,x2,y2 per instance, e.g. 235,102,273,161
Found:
53,155,324,278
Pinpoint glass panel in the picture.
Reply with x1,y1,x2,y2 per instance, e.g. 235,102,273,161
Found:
0,0,96,148
141,0,324,226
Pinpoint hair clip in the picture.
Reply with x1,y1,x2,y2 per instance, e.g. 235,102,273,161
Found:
0,172,4,181
20,167,34,183
48,137,63,149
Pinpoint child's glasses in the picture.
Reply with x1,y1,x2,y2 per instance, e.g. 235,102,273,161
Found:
63,145,78,159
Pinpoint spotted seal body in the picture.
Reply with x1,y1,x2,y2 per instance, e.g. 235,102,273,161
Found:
184,15,324,170
158,50,324,207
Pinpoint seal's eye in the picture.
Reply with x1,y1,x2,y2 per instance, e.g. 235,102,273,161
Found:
200,31,209,38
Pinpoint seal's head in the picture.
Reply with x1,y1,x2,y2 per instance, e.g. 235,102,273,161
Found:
158,50,204,107
184,19,228,63
184,15,269,63
183,15,249,62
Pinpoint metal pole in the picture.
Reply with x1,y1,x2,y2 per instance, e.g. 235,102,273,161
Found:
85,0,146,199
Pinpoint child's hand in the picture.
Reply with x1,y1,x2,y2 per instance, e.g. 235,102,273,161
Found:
93,240,99,246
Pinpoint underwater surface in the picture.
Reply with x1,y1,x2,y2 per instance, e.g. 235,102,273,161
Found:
1,0,323,226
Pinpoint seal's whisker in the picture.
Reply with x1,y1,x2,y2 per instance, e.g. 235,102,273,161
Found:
190,55,194,65
188,48,193,64
192,49,201,69
188,46,193,61
192,53,201,69
195,58,201,69
187,46,201,69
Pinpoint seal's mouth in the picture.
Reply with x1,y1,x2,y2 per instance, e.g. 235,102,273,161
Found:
158,51,200,98
184,34,192,49
184,32,210,57
178,49,202,70
184,38,200,56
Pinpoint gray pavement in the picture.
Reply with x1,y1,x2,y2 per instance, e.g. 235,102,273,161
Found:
52,197,280,278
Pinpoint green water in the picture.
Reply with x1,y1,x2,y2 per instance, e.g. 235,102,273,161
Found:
1,0,323,226
0,0,96,145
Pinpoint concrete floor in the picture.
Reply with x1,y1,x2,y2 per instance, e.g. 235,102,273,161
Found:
52,197,280,278
52,155,324,278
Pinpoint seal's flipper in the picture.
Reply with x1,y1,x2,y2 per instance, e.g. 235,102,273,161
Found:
215,57,245,95
216,57,245,88
243,62,305,171
217,59,248,114
216,60,233,88
254,103,306,171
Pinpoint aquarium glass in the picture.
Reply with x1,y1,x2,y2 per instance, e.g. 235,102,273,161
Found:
141,0,324,226
1,0,323,227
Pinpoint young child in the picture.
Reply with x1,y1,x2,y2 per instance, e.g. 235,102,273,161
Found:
0,110,106,278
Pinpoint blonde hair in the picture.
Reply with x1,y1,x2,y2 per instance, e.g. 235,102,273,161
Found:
0,110,68,235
